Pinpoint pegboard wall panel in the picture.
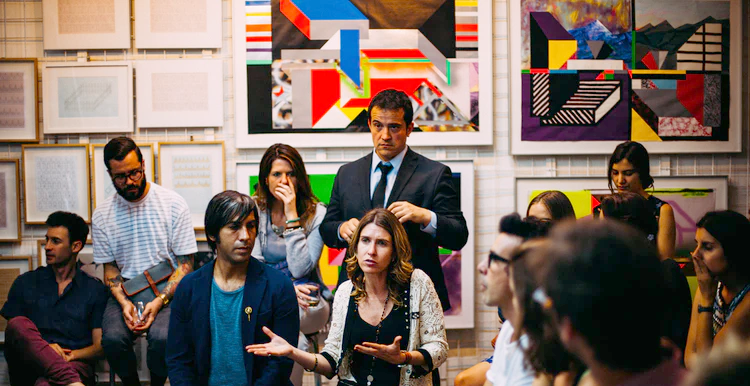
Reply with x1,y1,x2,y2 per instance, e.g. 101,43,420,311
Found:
1,1,748,385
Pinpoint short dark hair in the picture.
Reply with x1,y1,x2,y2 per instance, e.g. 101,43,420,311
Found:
204,191,258,252
697,210,750,280
367,89,414,125
597,191,658,243
500,213,552,240
541,219,663,372
527,190,576,221
104,137,143,170
46,211,89,246
608,141,653,192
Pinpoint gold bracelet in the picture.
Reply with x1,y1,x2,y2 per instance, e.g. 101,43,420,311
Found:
305,354,318,372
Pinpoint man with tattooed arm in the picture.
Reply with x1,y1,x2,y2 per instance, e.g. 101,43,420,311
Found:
93,137,198,386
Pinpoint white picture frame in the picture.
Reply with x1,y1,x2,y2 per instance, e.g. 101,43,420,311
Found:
231,0,493,149
135,60,224,128
508,0,742,155
515,176,729,257
91,144,155,210
134,0,222,49
0,256,33,343
42,62,134,134
0,160,22,242
0,59,39,142
236,159,476,329
22,145,91,224
158,142,226,229
43,0,131,50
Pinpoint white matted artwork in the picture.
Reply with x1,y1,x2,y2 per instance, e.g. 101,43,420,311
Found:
0,160,21,242
22,145,91,224
231,0,493,149
158,142,225,229
135,60,223,128
134,0,222,49
236,159,476,329
0,256,33,343
91,144,155,209
43,63,134,134
515,176,728,258
0,59,39,142
43,0,130,50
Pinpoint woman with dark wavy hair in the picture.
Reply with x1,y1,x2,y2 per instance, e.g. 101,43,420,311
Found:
246,208,448,386
251,143,329,386
607,141,676,259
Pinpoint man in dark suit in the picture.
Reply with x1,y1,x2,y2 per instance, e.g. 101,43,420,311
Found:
166,191,299,385
320,89,469,311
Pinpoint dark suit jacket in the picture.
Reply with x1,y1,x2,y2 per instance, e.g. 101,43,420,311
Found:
166,258,299,386
320,148,469,310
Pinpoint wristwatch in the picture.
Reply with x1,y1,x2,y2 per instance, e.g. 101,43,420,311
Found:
159,293,170,306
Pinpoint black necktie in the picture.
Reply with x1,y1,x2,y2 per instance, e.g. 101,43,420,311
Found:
371,162,393,208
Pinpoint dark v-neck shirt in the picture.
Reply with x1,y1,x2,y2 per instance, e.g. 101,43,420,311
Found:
349,303,408,386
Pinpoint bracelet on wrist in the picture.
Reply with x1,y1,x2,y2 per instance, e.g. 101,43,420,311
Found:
282,226,302,236
305,354,318,372
285,217,301,224
698,305,713,313
400,350,411,365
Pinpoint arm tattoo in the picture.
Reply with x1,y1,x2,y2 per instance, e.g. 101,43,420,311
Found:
162,254,195,298
103,262,124,289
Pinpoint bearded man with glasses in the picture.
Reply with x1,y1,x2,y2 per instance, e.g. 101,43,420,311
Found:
93,137,198,386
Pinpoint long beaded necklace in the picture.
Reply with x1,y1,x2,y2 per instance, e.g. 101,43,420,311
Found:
365,294,389,386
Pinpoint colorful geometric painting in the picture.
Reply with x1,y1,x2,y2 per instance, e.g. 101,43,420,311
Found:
510,0,741,154
236,160,475,328
234,0,492,148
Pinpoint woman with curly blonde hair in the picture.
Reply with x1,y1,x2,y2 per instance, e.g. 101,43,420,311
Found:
246,208,448,385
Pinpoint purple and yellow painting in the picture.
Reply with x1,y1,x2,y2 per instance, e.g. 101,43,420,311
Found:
520,0,732,143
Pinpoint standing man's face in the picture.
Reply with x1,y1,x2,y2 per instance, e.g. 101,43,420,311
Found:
108,151,147,202
368,106,414,162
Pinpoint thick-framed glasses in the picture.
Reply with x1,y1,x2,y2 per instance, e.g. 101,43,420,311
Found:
487,251,510,266
111,168,144,185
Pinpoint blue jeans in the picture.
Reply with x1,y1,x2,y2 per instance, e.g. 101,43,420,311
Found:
101,297,171,379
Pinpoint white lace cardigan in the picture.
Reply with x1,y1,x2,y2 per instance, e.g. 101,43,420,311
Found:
320,269,448,385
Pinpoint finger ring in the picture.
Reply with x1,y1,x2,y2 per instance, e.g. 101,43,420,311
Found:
268,353,272,357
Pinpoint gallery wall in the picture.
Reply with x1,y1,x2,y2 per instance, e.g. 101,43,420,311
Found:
0,0,748,384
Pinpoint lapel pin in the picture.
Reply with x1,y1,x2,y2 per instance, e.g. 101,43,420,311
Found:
244,306,253,321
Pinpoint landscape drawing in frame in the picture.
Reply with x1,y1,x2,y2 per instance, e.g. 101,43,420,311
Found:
515,176,728,258
509,0,742,155
233,0,493,149
236,159,475,329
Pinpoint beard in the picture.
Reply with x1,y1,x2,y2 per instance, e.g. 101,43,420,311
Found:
116,176,147,201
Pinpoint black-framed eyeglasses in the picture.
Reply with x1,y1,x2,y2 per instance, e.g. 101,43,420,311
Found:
487,251,510,266
111,168,144,185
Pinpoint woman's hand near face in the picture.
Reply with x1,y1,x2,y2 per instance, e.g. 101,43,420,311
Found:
274,180,298,220
692,253,718,305
246,326,295,357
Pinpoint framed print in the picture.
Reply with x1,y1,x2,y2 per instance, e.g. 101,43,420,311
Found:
236,159,476,329
134,0,222,49
0,160,21,242
91,144,155,209
42,62,134,134
22,144,91,224
135,60,224,128
0,59,39,142
158,142,225,229
43,0,131,50
232,0,493,149
0,255,32,343
515,176,728,258
37,240,98,278
509,0,742,155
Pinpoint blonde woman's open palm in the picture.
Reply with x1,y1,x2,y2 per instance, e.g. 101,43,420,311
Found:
245,326,294,357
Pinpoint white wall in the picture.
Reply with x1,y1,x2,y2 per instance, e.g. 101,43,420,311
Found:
0,1,748,384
